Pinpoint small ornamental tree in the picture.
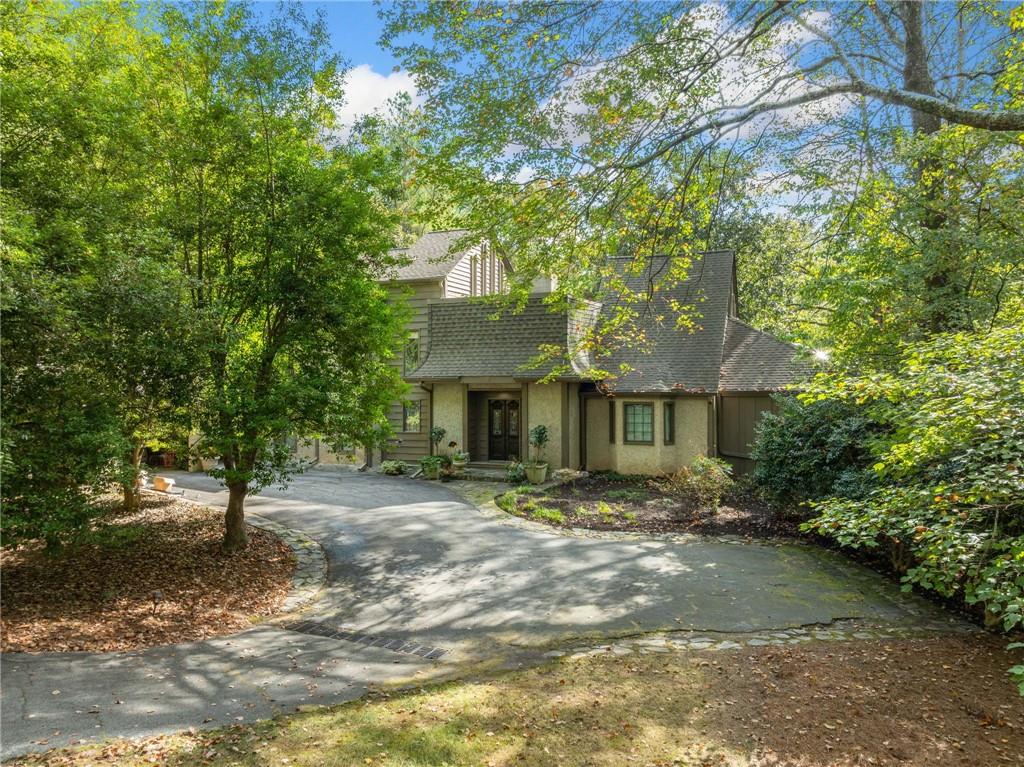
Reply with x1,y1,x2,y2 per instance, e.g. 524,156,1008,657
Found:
528,425,549,466
144,4,407,550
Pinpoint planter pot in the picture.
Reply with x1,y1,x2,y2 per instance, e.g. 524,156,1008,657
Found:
424,465,441,480
152,475,176,492
451,460,467,472
524,463,548,484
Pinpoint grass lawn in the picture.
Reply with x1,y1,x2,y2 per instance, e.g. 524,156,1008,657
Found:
11,635,1022,767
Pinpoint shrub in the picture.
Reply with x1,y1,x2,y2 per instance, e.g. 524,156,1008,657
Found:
505,461,526,484
419,455,445,477
751,395,878,506
659,456,734,509
530,506,565,524
551,468,587,484
380,460,406,476
801,328,1024,635
495,491,518,513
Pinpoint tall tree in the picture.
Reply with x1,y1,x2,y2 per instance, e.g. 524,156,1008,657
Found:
3,1,408,552
381,1,1024,362
142,2,406,550
0,1,193,544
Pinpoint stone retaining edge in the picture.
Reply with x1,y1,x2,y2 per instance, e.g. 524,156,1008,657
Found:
245,514,327,613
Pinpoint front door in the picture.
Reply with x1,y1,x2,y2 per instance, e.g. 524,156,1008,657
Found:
487,399,520,461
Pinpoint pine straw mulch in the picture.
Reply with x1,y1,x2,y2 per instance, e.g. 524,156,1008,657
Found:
503,475,804,539
1,493,295,653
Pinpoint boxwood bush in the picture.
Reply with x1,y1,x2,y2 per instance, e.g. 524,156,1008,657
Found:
752,395,878,507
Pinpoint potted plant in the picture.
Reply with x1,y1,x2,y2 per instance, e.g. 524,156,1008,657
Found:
524,424,549,484
450,447,469,472
420,455,445,480
429,426,446,455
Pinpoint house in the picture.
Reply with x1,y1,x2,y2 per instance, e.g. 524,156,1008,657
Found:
303,230,809,475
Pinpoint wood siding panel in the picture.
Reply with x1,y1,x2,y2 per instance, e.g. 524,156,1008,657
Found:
443,251,474,297
717,394,778,460
382,281,443,462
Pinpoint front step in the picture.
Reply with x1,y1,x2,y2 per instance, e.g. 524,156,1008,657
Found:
460,466,509,482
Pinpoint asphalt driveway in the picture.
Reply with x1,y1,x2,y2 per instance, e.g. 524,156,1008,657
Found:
1,467,963,758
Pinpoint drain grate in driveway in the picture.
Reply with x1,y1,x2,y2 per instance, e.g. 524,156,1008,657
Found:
280,620,449,660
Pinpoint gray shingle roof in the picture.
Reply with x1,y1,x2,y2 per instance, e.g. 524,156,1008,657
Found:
388,230,472,281
597,251,734,393
719,318,812,392
409,296,596,380
406,244,807,392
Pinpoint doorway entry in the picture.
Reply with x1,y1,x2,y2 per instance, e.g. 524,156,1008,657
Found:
487,399,520,461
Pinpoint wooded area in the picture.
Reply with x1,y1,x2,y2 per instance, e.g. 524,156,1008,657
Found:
2,1,408,550
379,0,1024,660
2,0,1022,689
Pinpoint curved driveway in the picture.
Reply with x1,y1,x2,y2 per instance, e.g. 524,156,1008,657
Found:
1,468,959,758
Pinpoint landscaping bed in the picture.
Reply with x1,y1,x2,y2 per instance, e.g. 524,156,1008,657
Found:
9,634,1021,766
495,472,803,539
1,493,295,653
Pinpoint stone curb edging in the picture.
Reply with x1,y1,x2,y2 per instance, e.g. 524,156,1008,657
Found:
245,514,327,613
542,620,981,661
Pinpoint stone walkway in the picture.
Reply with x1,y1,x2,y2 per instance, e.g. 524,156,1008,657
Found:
1,468,976,760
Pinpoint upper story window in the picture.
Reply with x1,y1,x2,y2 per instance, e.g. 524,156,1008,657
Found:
623,403,654,444
404,330,420,374
402,400,422,432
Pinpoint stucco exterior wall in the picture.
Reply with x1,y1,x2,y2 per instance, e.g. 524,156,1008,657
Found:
432,383,466,452
585,396,709,475
526,381,565,469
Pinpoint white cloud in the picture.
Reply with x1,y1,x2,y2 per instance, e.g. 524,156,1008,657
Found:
336,64,422,129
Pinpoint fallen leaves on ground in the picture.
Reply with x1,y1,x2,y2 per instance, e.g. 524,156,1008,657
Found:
8,635,1023,766
1,493,295,653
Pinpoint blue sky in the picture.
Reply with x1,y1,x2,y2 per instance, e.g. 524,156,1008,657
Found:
251,1,398,69
252,1,417,127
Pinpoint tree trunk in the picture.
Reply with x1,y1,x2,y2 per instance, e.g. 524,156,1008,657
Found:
900,0,959,334
122,443,144,513
223,481,249,552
